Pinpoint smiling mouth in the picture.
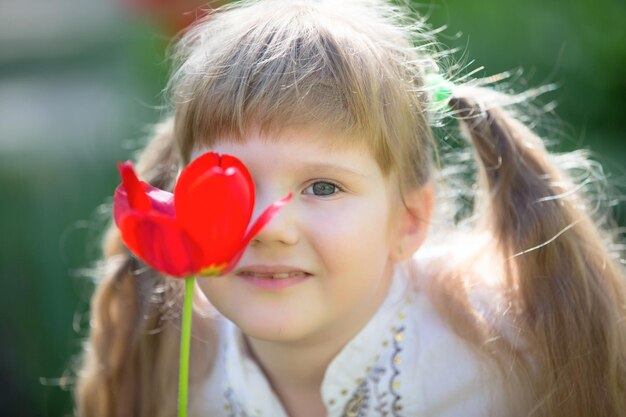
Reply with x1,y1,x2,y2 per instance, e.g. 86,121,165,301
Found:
238,271,310,280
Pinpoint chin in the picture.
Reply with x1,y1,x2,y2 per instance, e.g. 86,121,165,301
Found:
233,308,317,344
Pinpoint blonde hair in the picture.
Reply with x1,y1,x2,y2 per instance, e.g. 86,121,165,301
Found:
169,0,436,191
75,1,626,416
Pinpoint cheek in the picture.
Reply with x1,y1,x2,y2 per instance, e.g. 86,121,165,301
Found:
304,199,393,263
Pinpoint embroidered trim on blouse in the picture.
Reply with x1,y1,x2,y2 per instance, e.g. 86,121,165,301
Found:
340,323,406,417
224,386,261,417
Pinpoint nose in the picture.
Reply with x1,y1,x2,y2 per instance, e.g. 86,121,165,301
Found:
250,192,299,247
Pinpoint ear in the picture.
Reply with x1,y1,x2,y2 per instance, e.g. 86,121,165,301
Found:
390,182,435,262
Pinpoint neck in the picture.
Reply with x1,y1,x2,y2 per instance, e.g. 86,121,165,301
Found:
244,329,353,417
243,273,393,417
245,332,346,389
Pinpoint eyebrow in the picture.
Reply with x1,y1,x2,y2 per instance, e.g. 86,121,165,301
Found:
298,163,370,179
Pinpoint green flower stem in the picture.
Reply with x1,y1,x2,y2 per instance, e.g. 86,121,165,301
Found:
178,276,195,417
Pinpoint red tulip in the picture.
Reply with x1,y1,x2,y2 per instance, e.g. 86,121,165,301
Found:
113,152,291,277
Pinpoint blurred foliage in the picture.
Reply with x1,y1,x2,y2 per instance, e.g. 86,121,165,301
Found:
424,0,626,157
0,0,623,416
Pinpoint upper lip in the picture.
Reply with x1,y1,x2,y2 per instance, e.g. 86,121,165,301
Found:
235,265,311,275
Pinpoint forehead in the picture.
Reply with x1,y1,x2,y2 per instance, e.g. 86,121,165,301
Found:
191,126,383,178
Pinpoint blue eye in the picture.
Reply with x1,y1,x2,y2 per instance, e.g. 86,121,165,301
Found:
304,181,341,196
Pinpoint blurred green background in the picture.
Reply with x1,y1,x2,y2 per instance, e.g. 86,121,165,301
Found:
1,0,624,415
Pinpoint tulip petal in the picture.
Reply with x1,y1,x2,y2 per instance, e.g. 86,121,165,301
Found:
114,182,175,228
174,152,221,198
219,153,255,203
176,167,254,266
117,213,202,277
222,193,293,274
143,185,175,217
243,193,293,244
118,162,151,212
175,152,255,229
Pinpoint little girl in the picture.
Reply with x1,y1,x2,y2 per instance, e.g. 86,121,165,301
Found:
74,1,626,416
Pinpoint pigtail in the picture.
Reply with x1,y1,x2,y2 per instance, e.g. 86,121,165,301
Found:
75,118,216,417
448,93,626,416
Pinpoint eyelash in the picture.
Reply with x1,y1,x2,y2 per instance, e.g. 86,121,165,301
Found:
302,180,344,197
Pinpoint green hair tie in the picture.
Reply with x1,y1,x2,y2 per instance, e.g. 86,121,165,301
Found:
425,73,454,112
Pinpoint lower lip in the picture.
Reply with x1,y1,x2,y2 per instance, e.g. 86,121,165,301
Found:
237,274,311,290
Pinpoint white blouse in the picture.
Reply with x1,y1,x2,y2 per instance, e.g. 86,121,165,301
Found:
199,261,509,417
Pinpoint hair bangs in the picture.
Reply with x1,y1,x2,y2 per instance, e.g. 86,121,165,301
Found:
168,1,426,173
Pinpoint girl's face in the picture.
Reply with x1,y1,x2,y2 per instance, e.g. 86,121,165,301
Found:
193,127,408,345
